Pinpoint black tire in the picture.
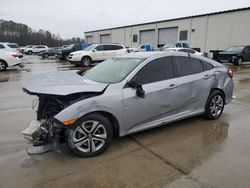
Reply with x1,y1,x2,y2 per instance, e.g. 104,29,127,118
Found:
80,56,92,67
66,113,113,157
44,53,49,58
0,60,7,71
204,90,225,120
28,51,33,55
234,57,243,66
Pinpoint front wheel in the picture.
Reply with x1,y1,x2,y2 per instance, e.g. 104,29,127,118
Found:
80,56,92,67
204,90,225,120
66,113,113,157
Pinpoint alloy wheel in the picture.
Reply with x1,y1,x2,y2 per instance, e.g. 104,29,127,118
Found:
82,57,91,67
210,95,224,117
72,120,107,153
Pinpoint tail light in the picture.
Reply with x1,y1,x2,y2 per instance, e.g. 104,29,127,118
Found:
12,54,18,58
227,66,233,78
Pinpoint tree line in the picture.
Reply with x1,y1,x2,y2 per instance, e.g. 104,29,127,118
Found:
0,19,84,47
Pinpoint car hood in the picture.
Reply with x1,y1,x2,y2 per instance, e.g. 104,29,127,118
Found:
219,51,239,55
21,71,108,96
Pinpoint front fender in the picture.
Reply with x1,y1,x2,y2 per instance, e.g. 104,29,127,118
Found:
54,94,125,135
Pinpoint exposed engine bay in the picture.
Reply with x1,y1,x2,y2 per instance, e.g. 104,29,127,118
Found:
22,90,103,149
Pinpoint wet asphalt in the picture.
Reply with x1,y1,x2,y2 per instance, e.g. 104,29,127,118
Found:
0,55,250,188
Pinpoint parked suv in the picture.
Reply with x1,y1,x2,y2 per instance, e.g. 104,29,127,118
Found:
56,43,84,60
24,45,48,55
68,44,128,66
217,45,250,65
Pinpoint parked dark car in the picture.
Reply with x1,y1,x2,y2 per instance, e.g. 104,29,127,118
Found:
56,43,89,60
38,48,59,58
217,45,250,65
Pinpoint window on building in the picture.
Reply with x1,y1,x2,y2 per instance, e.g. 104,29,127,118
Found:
133,35,138,43
179,30,188,41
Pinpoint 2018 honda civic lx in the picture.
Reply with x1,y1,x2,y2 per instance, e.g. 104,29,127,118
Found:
21,52,234,157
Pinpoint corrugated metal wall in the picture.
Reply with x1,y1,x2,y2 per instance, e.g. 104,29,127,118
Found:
84,9,250,57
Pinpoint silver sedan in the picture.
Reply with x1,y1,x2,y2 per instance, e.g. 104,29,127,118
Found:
22,52,234,157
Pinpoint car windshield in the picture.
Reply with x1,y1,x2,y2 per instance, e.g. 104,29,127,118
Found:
163,43,175,48
225,46,244,52
83,45,96,51
83,58,144,83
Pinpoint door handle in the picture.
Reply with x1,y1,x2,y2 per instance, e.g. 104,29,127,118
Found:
203,74,212,79
167,84,179,90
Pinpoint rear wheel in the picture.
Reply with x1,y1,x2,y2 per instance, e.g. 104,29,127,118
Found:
28,51,33,55
235,57,243,66
205,90,225,120
44,53,49,58
66,113,113,157
0,60,7,71
81,56,92,67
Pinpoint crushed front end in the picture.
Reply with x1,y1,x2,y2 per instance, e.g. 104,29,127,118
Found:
22,90,101,153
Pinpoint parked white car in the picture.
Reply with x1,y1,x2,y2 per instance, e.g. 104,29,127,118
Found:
68,44,128,66
163,48,203,56
24,45,49,55
0,51,22,71
0,42,21,53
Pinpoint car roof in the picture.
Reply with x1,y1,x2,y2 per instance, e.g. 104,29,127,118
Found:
0,42,18,45
118,51,189,59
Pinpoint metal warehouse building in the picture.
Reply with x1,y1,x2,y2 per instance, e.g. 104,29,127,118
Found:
84,7,250,57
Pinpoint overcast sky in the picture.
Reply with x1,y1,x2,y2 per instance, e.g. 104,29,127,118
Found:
1,0,250,39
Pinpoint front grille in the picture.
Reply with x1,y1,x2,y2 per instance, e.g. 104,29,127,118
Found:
218,54,232,60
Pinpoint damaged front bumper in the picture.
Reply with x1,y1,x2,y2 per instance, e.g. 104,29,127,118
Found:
22,119,64,153
22,120,45,141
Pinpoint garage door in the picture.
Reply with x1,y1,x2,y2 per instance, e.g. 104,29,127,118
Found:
140,30,155,45
86,36,93,44
158,27,178,46
100,34,111,44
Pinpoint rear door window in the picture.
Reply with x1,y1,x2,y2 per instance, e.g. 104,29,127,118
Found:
174,56,204,77
202,60,214,70
7,44,18,48
134,56,174,85
0,44,5,49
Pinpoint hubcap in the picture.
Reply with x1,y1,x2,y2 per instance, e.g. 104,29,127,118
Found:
72,120,107,153
210,95,224,117
0,62,6,70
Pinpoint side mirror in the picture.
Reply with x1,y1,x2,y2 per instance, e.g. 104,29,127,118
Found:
92,49,97,52
128,81,145,98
